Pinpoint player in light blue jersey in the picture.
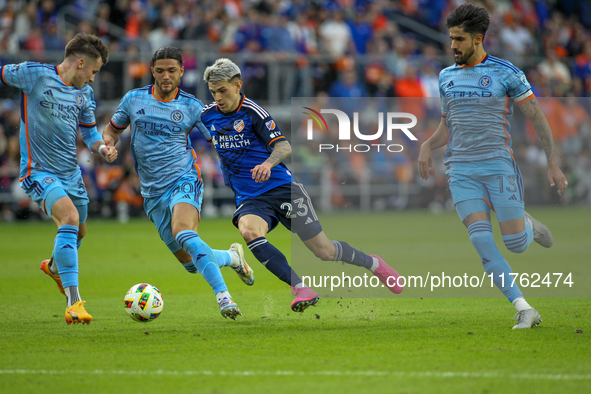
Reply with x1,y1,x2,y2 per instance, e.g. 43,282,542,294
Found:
202,58,403,313
418,4,568,329
0,33,117,324
102,47,253,320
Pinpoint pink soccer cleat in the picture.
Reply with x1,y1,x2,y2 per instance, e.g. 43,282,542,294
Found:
370,255,403,294
290,286,320,312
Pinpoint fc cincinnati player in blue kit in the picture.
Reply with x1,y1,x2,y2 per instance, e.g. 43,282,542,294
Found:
201,58,403,313
102,47,253,320
418,4,568,329
1,34,117,324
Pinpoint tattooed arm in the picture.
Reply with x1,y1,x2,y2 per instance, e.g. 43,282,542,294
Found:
518,97,568,195
251,140,292,183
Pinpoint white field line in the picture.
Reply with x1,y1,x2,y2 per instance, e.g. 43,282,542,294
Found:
0,370,590,380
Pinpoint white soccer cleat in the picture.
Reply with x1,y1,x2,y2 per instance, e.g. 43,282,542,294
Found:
512,308,542,329
524,211,553,248
218,295,242,320
229,243,255,286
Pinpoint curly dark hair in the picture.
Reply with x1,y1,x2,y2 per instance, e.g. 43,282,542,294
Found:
445,4,490,39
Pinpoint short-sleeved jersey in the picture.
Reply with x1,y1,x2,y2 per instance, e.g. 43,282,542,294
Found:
439,53,534,164
200,94,293,205
109,85,210,198
1,62,102,179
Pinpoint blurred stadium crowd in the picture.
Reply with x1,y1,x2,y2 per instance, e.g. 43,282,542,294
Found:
1,0,591,221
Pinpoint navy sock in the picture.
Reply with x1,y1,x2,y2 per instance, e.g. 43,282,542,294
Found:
247,237,301,286
332,241,373,269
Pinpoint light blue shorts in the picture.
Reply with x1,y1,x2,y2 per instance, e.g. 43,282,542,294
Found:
144,173,204,254
20,168,88,223
446,157,525,223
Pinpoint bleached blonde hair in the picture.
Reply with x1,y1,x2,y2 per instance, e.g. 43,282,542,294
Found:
203,58,241,84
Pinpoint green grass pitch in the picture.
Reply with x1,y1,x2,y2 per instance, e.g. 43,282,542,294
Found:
0,207,590,393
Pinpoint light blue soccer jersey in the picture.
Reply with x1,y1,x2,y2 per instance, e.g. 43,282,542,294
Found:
439,54,534,164
109,85,211,197
0,62,103,180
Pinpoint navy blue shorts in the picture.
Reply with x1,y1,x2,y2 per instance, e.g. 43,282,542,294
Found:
232,182,323,241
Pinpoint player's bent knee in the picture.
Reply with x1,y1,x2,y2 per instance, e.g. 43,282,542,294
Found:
239,228,263,243
502,230,530,254
171,225,193,239
59,212,80,227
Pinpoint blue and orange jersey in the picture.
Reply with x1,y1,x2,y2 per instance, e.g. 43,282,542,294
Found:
439,53,535,164
109,85,210,198
200,94,293,205
1,62,103,180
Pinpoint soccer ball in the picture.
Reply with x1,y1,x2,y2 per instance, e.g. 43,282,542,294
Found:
124,283,164,322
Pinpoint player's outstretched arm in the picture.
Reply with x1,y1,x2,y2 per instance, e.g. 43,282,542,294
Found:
518,98,568,195
418,117,449,180
251,140,291,183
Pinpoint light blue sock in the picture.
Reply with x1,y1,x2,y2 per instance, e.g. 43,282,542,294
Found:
181,261,197,274
175,230,227,293
212,250,232,267
53,225,79,288
468,221,522,302
525,217,534,244
51,237,82,271
502,230,531,253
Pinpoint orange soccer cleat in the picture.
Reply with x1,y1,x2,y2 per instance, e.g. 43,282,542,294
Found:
40,259,65,295
65,301,93,325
